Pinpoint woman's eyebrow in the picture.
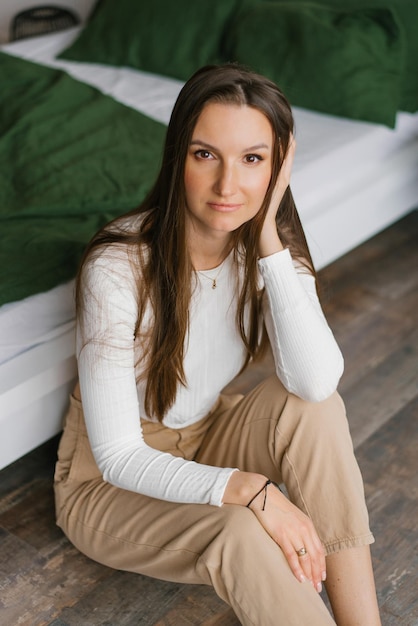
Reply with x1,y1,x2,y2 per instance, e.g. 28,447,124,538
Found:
189,139,270,152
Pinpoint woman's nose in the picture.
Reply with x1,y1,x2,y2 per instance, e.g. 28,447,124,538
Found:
213,163,237,197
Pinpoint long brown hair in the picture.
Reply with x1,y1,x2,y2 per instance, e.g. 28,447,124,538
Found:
77,64,316,421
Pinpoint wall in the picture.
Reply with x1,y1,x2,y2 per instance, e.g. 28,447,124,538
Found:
0,0,96,43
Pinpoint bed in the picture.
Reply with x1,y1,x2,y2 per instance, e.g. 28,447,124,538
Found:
1,2,417,470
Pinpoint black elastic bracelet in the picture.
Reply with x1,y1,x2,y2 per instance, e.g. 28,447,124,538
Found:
246,479,272,511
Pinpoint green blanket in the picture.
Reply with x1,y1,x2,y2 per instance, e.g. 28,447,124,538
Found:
0,52,167,306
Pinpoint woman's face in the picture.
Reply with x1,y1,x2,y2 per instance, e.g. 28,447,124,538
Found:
184,102,274,246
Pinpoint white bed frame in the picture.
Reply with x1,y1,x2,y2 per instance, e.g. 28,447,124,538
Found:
1,29,417,470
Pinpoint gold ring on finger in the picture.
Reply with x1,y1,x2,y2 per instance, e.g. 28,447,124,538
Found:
296,547,308,557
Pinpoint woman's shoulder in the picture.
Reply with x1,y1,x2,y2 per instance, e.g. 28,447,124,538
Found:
81,212,150,292
109,211,145,236
87,213,148,267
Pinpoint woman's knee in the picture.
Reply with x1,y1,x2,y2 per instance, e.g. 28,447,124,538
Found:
203,504,270,563
201,504,288,581
252,375,347,434
200,504,335,626
279,388,350,452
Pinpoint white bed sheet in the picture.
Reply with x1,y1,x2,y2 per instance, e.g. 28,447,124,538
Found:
0,281,75,365
1,28,417,368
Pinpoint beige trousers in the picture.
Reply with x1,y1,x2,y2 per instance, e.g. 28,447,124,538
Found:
54,375,374,626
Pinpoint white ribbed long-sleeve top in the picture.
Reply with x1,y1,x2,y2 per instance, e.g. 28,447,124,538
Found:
77,239,343,507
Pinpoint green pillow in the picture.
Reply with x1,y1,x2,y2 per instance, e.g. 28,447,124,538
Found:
263,0,417,114
225,2,404,127
59,0,242,80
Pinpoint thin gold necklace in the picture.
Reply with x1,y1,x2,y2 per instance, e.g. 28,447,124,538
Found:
197,262,224,289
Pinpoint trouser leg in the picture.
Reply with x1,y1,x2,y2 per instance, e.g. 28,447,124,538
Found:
55,479,335,625
54,389,336,625
54,375,373,624
195,375,374,555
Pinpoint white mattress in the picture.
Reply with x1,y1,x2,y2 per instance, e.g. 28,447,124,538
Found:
0,281,75,365
0,26,417,470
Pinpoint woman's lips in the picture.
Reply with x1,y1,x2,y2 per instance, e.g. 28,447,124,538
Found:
207,202,242,213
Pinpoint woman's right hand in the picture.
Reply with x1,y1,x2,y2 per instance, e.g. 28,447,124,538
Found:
249,481,326,593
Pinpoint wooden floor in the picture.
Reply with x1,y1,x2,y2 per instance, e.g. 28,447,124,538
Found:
0,210,417,626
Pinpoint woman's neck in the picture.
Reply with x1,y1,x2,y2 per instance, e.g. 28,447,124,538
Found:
190,242,232,271
188,231,233,271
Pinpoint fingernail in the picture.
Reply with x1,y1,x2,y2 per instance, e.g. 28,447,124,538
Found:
321,571,327,581
300,574,308,583
316,582,322,593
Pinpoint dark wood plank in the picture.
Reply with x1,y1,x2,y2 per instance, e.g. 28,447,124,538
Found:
152,586,239,626
51,571,184,626
356,395,418,626
343,328,418,448
320,213,418,397
0,477,115,625
0,530,113,626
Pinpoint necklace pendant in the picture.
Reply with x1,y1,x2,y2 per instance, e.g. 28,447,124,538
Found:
212,280,217,289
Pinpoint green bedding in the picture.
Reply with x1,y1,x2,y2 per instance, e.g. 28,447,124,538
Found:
0,52,167,306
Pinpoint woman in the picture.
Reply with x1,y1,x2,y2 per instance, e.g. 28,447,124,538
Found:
54,64,381,625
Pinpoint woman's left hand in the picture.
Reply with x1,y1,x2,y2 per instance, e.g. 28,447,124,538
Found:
249,480,326,592
258,135,296,258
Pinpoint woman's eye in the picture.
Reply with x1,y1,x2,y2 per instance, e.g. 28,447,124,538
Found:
245,154,262,163
195,149,213,160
